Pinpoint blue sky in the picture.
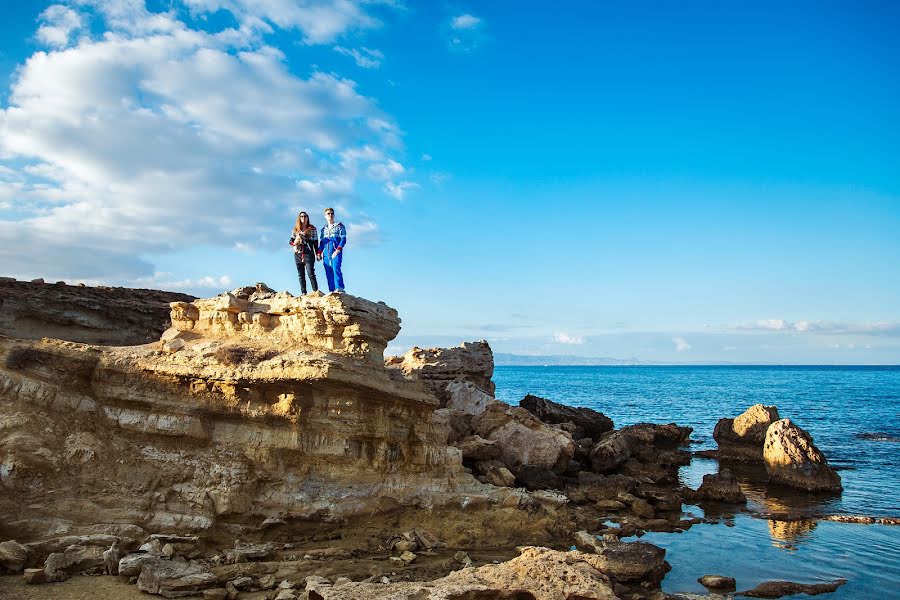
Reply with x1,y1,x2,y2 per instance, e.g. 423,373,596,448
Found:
1,1,899,363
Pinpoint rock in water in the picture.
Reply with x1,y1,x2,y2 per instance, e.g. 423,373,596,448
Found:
698,574,736,589
713,404,780,461
519,394,614,440
738,578,847,598
763,419,842,492
692,469,747,503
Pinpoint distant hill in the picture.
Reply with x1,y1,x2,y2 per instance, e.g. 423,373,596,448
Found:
494,353,652,366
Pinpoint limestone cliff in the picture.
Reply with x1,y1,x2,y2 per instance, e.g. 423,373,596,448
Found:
0,286,477,541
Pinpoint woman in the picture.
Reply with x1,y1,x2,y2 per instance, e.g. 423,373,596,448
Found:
290,211,319,294
317,207,346,293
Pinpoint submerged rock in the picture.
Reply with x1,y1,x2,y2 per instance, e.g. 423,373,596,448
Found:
763,419,841,492
698,574,736,590
738,578,847,598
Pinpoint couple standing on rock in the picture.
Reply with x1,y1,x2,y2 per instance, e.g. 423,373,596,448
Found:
290,207,347,295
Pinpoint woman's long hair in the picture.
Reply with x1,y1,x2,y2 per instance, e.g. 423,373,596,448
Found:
293,211,315,234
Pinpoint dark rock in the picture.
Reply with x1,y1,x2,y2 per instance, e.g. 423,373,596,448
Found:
692,469,747,504
515,465,563,491
738,578,847,598
593,540,669,584
589,431,631,473
520,394,613,440
455,435,501,461
620,423,692,448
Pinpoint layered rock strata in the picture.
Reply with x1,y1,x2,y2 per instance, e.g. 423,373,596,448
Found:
386,341,495,403
0,287,477,541
0,278,195,345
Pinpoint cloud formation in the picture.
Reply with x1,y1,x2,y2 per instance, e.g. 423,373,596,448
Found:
0,0,413,283
673,337,692,351
733,319,900,336
554,332,584,345
450,14,481,30
446,12,485,52
333,46,383,68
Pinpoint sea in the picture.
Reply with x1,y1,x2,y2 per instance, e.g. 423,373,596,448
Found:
493,366,900,599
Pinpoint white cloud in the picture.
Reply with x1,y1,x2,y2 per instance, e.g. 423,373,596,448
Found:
333,46,383,68
182,0,388,44
421,153,432,161
554,332,584,345
673,337,692,351
0,1,414,282
36,4,84,48
347,220,380,246
129,272,233,292
450,14,481,30
384,180,419,199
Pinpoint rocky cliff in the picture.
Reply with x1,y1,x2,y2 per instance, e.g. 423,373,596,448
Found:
0,286,480,542
0,278,195,345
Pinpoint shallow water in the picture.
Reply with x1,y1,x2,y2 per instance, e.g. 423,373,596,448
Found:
493,366,900,598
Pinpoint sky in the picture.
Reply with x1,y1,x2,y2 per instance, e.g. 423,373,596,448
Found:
1,0,899,364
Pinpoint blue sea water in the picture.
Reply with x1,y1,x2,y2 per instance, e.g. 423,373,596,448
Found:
493,366,900,599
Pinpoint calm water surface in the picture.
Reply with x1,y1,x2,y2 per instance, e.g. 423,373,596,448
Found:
493,366,900,599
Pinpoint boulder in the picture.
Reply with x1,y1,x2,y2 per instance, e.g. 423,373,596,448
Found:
519,394,614,440
714,404,780,461
485,466,516,488
44,545,106,582
738,578,847,598
591,540,669,584
137,559,217,598
119,553,163,577
698,574,736,590
515,465,562,491
763,419,842,492
473,401,575,475
0,540,28,573
589,431,632,473
455,435,500,461
446,381,495,416
431,408,472,443
692,469,747,503
620,422,692,447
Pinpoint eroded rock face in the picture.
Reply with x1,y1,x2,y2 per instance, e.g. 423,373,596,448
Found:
0,279,194,345
691,469,747,504
472,401,575,476
763,419,842,492
0,288,479,539
714,404,780,461
305,546,618,600
385,340,495,403
520,394,613,441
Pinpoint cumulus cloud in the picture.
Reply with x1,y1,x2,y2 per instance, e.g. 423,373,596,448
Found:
554,332,584,345
347,219,380,246
0,0,413,282
673,337,692,351
36,4,84,48
450,14,481,30
384,180,419,199
333,46,383,68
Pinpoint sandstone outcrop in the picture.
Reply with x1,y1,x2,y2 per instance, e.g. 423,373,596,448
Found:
714,404,780,461
763,419,842,492
520,393,614,440
385,340,495,403
0,278,194,345
304,546,618,600
0,287,479,541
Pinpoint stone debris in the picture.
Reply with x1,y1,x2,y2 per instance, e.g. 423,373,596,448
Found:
44,544,106,582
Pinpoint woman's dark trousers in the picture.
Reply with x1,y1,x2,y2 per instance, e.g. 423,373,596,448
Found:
294,253,318,294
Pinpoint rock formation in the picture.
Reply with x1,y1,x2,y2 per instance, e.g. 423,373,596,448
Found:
0,277,194,345
763,419,842,492
385,340,495,403
520,393,614,440
0,287,482,542
713,404,780,461
690,469,747,504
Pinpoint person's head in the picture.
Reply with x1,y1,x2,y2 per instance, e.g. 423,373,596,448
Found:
324,207,335,224
294,211,312,232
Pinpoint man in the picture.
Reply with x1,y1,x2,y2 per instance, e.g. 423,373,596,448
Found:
317,207,346,293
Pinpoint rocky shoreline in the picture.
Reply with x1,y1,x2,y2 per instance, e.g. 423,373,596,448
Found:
0,281,888,599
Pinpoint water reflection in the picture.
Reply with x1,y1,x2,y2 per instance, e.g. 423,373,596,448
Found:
767,518,817,550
